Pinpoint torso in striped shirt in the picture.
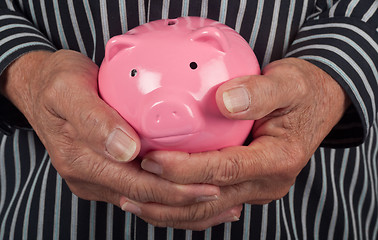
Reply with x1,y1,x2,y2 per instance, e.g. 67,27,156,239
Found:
0,0,377,239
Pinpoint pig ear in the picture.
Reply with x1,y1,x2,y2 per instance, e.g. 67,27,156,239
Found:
190,26,229,53
105,35,136,61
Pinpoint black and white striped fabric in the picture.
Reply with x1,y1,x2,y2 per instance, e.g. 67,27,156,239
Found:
1,0,377,239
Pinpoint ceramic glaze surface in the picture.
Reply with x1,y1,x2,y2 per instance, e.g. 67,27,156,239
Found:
99,17,260,155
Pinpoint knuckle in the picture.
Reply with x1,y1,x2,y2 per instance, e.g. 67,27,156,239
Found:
65,182,88,199
183,204,205,222
139,216,170,229
140,204,219,230
57,162,78,183
60,153,99,183
170,192,188,205
57,165,74,181
294,77,309,99
51,151,82,181
213,153,243,185
79,108,103,137
212,150,252,186
248,80,274,119
285,63,309,98
147,209,188,227
185,202,217,222
274,185,293,200
272,60,309,101
260,181,292,201
276,142,307,180
40,76,65,106
121,179,149,202
78,105,114,145
184,205,203,221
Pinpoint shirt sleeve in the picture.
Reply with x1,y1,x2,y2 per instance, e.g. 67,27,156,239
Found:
0,7,56,134
285,0,378,147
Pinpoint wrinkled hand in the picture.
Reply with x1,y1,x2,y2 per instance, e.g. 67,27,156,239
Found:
121,58,350,230
0,50,220,208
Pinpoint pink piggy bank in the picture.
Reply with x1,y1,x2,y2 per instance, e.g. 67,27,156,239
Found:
99,17,260,155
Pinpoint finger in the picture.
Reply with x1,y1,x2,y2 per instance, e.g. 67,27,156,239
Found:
142,136,305,186
142,150,295,201
110,162,220,206
118,176,292,230
67,175,219,209
58,146,220,206
216,61,307,120
138,206,242,231
120,196,242,231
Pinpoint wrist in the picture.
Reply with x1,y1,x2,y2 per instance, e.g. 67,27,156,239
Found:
0,50,54,119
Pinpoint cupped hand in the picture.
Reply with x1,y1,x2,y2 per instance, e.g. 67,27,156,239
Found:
0,50,220,208
124,58,351,230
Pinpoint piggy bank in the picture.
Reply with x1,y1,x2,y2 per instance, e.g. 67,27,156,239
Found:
99,17,260,155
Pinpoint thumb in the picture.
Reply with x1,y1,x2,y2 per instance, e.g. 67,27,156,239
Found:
58,91,141,162
46,73,141,163
216,72,297,120
80,98,142,162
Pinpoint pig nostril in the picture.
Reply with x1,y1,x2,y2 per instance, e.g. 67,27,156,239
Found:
167,20,177,26
172,111,179,119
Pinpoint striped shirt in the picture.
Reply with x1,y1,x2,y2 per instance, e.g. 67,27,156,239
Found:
0,0,377,239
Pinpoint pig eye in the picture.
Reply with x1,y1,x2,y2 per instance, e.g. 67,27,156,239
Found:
130,69,138,77
190,62,198,70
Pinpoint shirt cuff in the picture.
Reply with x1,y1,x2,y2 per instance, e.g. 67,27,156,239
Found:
286,17,378,147
0,9,56,134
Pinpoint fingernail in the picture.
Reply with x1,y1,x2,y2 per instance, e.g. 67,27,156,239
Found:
121,201,141,215
223,215,240,223
216,208,241,224
141,159,162,175
196,195,219,203
106,128,136,162
218,213,240,224
223,87,250,113
216,215,240,225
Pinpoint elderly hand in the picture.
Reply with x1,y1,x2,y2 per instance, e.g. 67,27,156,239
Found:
0,50,220,208
120,58,350,230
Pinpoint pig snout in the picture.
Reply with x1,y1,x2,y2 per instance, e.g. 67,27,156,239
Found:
140,94,203,141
